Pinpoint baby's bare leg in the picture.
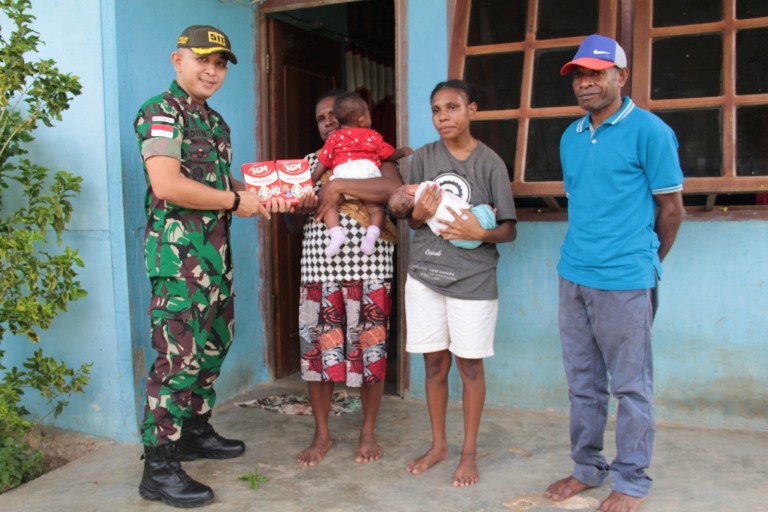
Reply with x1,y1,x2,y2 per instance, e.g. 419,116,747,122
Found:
323,207,341,229
364,201,384,228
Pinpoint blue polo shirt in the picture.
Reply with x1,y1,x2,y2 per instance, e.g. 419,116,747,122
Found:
558,97,684,290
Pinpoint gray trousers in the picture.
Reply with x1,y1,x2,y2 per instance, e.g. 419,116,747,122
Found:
558,277,655,498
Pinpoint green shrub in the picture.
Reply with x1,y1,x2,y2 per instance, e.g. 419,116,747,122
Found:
1,0,90,493
0,382,44,492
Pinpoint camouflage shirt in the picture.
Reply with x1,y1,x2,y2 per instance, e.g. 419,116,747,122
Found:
134,81,233,279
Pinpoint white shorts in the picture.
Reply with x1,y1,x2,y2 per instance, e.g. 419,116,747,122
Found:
332,159,382,180
404,276,497,359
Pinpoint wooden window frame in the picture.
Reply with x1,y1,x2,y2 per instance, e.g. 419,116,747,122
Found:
632,0,768,195
448,0,768,212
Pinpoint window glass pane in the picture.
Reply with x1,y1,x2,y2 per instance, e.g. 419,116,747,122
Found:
737,0,768,19
537,0,598,40
653,0,722,27
468,0,528,46
736,106,768,177
736,28,768,95
683,194,762,206
532,47,579,107
525,117,576,182
471,119,518,181
464,53,524,110
651,34,722,99
514,196,568,208
654,109,722,178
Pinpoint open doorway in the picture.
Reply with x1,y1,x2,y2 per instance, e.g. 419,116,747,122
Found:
261,0,403,395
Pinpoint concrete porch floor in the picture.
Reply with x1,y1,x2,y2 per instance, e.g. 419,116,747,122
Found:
2,375,766,512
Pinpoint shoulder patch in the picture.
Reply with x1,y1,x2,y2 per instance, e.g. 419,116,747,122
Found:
150,124,175,138
152,115,176,124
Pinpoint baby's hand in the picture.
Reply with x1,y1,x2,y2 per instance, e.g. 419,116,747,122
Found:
412,183,440,222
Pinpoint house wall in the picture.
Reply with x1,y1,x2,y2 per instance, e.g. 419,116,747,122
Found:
3,0,267,443
405,0,768,430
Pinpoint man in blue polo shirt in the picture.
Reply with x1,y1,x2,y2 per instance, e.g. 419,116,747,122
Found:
545,35,685,512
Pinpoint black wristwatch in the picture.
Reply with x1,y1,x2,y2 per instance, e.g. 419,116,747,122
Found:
229,191,241,211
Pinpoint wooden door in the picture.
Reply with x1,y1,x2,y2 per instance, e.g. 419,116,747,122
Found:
268,19,342,377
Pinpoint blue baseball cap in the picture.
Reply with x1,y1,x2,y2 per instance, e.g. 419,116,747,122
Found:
560,34,627,75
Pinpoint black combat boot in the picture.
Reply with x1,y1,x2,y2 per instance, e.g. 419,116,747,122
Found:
176,413,246,461
138,443,214,508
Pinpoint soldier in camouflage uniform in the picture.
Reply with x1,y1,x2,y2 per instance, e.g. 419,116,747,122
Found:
133,25,268,508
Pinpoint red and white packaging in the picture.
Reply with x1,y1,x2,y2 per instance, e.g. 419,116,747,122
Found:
242,161,282,202
275,159,313,204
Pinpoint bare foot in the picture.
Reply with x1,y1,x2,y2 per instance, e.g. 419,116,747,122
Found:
406,446,448,475
297,437,332,467
452,452,479,487
545,475,594,501
355,431,383,463
598,491,646,512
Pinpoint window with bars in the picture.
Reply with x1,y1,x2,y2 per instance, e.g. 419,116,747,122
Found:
449,0,768,210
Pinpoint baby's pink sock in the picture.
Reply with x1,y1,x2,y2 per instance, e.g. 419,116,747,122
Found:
325,226,346,258
360,225,381,255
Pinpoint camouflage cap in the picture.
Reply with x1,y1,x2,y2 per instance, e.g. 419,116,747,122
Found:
177,25,238,65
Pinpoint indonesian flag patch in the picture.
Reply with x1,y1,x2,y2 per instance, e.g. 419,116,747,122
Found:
150,124,174,138
150,116,175,138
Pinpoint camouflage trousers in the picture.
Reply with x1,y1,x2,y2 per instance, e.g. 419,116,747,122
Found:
141,273,234,447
